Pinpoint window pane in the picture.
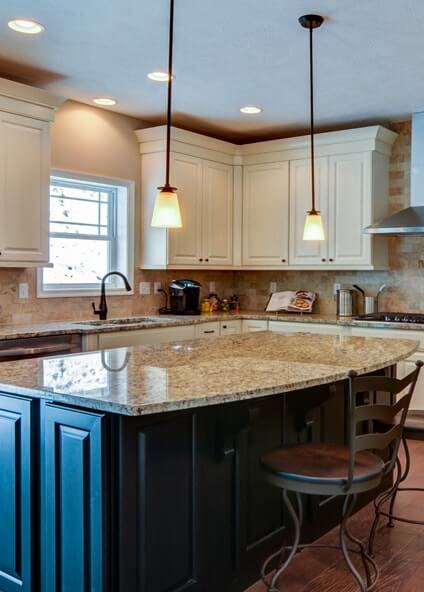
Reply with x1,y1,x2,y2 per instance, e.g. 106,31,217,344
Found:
43,237,109,286
51,183,103,201
50,222,107,236
50,196,100,226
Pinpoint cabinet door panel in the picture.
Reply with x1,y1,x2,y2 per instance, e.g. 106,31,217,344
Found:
168,154,203,265
119,413,200,592
289,157,329,265
0,394,33,592
203,161,233,265
329,153,371,265
42,403,104,592
242,162,289,266
0,113,49,263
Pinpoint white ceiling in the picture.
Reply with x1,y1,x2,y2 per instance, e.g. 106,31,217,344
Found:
1,0,424,141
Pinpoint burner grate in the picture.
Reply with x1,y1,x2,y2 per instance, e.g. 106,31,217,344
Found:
356,312,424,324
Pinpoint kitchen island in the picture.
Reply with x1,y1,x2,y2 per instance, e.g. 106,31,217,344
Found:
0,332,418,592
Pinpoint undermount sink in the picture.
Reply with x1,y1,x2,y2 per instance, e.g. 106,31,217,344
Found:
75,316,173,327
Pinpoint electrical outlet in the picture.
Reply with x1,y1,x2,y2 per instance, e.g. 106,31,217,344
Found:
209,281,216,293
270,282,277,294
154,281,162,293
18,282,29,299
139,282,151,295
333,282,341,296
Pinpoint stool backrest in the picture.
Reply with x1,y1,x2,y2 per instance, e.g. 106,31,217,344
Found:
344,361,423,491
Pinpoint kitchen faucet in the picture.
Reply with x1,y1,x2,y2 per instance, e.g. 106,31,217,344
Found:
92,272,132,321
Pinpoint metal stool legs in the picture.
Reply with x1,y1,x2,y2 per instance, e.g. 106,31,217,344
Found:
369,437,424,556
260,491,303,592
261,492,379,592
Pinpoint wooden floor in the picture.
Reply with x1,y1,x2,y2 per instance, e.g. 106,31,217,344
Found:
246,439,424,592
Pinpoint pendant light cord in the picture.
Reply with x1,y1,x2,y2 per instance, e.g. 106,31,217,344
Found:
309,25,316,213
165,0,175,188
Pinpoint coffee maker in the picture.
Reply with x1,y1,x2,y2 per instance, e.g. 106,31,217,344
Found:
162,279,201,315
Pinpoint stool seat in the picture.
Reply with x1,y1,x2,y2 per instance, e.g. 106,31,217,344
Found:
261,443,384,486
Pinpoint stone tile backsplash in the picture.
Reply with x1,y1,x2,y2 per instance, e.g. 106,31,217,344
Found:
0,120,422,324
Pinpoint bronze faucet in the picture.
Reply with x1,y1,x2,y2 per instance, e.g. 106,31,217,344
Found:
92,272,132,320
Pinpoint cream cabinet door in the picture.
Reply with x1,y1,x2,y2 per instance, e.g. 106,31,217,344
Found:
289,157,329,266
203,160,233,265
241,319,268,332
242,162,289,266
328,152,372,266
168,154,203,265
0,112,50,263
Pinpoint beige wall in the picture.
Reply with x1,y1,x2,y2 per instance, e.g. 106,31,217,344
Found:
0,114,420,324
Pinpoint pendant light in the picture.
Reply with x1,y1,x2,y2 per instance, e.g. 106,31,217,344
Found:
151,0,182,228
300,14,325,241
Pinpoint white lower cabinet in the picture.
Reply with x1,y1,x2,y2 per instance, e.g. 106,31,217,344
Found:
195,322,220,338
242,320,268,333
268,321,342,335
220,320,242,336
350,326,424,411
96,325,196,350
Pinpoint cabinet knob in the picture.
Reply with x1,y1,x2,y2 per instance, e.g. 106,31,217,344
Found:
222,325,227,329
329,258,334,262
281,259,286,263
321,258,326,262
205,258,209,262
199,258,203,262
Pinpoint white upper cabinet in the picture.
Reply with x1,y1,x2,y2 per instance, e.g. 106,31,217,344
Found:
289,157,329,266
0,78,62,267
0,113,50,263
242,162,289,266
328,152,371,266
168,154,203,265
203,160,233,265
137,126,235,269
137,125,397,271
167,155,233,266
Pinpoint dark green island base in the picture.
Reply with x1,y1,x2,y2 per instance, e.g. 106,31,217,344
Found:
0,372,392,592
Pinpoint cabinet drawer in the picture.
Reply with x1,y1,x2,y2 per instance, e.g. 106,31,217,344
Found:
220,320,242,336
242,320,268,332
269,321,342,335
195,322,220,338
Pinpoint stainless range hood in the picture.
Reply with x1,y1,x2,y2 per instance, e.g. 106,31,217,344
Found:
364,112,424,235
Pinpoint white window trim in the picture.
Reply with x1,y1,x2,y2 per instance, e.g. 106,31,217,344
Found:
37,169,135,298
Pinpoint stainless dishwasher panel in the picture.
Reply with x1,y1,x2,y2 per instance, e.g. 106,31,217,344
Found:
0,334,82,361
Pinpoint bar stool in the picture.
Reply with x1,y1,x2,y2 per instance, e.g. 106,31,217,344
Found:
260,362,422,592
368,411,424,555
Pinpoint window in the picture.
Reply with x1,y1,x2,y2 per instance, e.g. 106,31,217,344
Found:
39,171,134,297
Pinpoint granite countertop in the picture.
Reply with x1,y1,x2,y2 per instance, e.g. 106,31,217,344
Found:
0,331,417,416
1,311,424,341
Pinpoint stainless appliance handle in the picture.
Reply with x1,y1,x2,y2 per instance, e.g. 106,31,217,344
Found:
0,343,74,358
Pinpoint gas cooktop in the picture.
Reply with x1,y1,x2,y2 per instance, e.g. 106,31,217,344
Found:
355,312,424,324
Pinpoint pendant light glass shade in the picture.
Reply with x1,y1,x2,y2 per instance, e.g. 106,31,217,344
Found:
303,210,325,241
151,186,182,228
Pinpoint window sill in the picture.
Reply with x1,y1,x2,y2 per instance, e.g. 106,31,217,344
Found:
37,288,135,299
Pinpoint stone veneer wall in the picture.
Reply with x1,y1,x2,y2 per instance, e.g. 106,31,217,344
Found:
0,120,421,324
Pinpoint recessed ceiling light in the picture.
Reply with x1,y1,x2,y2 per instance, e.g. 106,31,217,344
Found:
93,97,117,106
8,18,45,34
148,71,171,82
240,105,263,115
